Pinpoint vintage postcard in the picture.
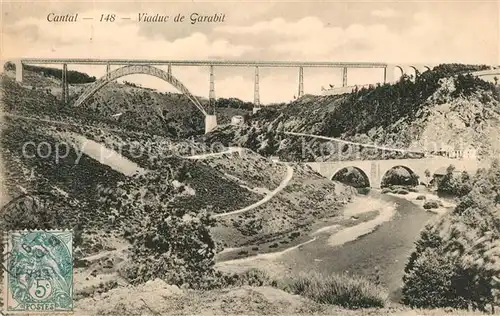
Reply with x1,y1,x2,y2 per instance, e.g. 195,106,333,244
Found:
0,1,499,315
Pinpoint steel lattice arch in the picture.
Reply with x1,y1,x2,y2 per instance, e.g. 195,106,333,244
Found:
73,64,207,116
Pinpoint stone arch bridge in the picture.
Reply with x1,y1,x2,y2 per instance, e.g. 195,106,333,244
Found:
306,156,480,189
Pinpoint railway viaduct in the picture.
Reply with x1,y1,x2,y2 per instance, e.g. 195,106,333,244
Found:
11,58,434,133
10,59,497,133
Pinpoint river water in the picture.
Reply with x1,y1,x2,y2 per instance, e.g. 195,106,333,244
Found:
274,191,437,302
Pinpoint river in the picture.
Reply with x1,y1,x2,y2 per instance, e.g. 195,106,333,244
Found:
217,191,439,302
275,191,436,301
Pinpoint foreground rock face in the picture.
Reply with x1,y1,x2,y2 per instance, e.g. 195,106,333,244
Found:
74,282,495,316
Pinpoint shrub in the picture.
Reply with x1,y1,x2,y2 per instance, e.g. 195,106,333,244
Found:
285,271,388,309
215,268,274,289
381,188,392,194
437,166,473,197
423,200,440,209
234,268,272,287
403,247,468,308
357,187,371,195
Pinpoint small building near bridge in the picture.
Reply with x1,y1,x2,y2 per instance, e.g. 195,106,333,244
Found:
231,115,244,126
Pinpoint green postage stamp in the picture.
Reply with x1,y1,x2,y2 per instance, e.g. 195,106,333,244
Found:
3,230,73,314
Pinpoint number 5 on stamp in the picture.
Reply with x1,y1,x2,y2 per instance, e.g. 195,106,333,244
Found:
3,230,73,314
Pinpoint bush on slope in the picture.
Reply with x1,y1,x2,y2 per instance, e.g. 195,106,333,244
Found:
402,160,500,312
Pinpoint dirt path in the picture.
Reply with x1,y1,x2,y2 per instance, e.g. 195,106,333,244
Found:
184,147,244,159
4,112,155,138
214,163,294,218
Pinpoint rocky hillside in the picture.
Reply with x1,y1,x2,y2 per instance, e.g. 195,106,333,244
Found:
2,66,251,137
205,64,500,162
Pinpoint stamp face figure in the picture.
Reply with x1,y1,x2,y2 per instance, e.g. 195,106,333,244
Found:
4,231,73,313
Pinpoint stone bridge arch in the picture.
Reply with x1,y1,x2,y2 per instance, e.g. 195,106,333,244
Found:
331,166,371,188
73,64,208,116
395,65,405,80
385,65,406,83
406,66,419,80
385,64,434,83
410,64,434,77
379,164,419,187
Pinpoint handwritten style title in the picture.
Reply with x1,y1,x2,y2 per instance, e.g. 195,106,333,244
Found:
46,12,226,24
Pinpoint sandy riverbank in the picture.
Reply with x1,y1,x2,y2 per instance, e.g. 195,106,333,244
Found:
216,194,397,277
327,199,397,247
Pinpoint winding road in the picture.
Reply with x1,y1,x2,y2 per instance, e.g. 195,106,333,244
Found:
213,163,294,218
185,147,295,218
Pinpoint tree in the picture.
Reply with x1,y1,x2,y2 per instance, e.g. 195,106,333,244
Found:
403,161,500,312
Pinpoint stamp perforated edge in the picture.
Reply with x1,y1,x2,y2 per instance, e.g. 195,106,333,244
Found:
2,229,74,315
3,230,8,315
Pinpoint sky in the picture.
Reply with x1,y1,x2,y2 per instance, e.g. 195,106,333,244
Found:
1,1,499,103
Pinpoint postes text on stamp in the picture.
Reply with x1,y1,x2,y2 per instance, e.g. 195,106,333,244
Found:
3,230,73,314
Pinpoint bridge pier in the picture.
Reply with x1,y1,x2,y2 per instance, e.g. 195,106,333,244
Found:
106,63,111,80
15,59,23,82
370,162,383,189
297,66,304,98
253,66,261,114
209,65,216,109
384,65,394,83
167,64,172,76
62,63,69,104
342,67,348,87
205,114,217,134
